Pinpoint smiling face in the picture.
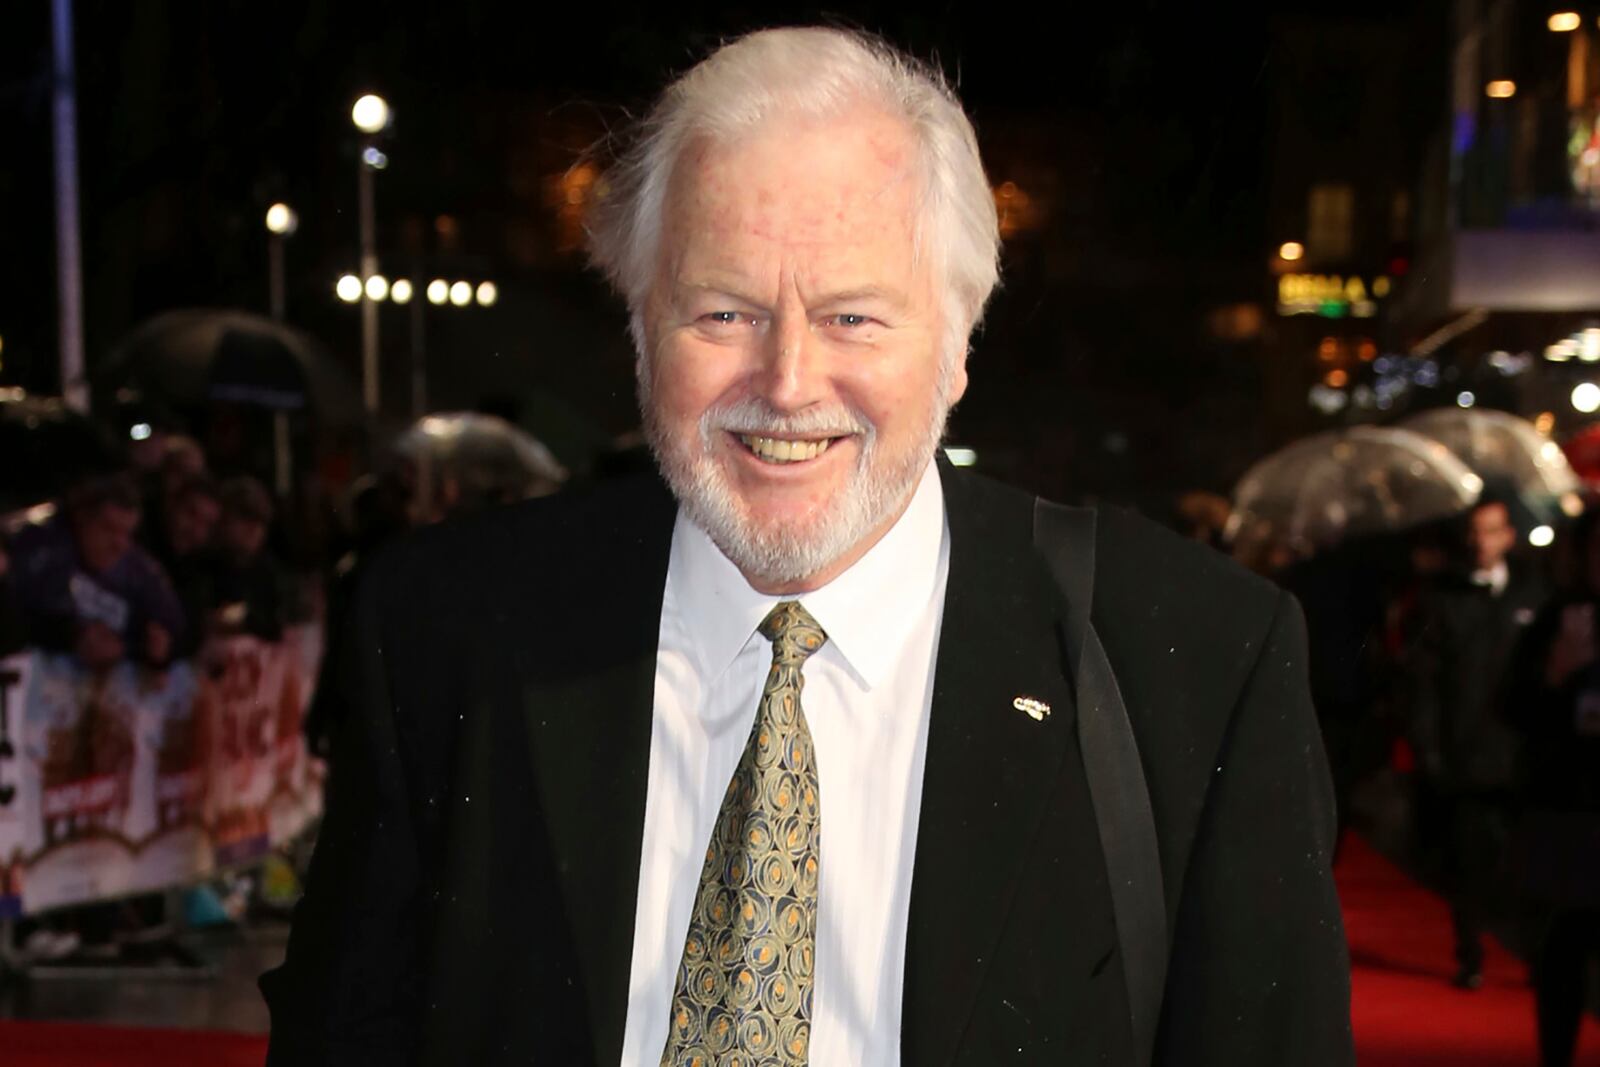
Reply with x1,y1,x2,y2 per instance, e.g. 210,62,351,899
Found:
640,105,967,593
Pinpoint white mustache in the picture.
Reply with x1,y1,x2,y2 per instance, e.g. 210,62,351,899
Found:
704,397,872,440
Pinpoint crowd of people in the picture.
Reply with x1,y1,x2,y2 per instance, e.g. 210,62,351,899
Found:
1265,496,1600,1067
0,438,290,671
0,428,307,964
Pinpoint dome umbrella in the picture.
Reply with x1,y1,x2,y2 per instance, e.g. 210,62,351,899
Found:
1399,407,1584,527
97,309,363,429
1227,426,1484,567
392,412,568,521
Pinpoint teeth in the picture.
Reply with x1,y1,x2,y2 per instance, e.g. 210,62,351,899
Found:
738,435,834,463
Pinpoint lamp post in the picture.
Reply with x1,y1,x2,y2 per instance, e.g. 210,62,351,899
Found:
264,202,298,322
352,93,390,415
264,202,299,497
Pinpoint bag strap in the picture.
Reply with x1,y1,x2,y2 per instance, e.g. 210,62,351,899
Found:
1032,498,1168,1066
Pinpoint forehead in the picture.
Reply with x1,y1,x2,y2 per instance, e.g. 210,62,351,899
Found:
661,107,923,282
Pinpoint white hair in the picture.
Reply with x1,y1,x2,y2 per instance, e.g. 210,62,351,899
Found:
585,26,1002,365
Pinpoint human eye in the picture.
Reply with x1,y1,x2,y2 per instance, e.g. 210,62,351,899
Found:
819,312,880,336
695,310,762,333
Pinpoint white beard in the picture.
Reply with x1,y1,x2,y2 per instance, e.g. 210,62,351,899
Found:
640,369,953,589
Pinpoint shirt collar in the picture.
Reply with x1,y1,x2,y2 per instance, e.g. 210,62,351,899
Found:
1470,560,1510,596
667,460,947,690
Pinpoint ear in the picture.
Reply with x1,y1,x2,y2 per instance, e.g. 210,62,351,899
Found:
945,345,970,408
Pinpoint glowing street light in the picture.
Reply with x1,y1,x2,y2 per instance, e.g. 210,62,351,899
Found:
1485,80,1517,99
336,274,363,303
1278,241,1304,262
427,279,450,305
351,93,391,134
449,281,472,307
391,278,414,304
475,281,498,307
364,274,390,302
265,202,298,236
1548,11,1581,32
1573,382,1600,414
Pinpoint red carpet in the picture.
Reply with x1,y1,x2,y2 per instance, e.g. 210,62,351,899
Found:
1342,833,1600,1065
0,1020,266,1066
2,838,1597,1064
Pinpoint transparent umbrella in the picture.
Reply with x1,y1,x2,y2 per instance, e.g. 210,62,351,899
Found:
1227,426,1484,564
1399,407,1584,525
392,412,568,519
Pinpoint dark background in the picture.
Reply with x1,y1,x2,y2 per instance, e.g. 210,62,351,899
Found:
0,0,1437,509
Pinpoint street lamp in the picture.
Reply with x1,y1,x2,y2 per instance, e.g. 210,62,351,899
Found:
351,94,390,134
352,91,390,414
264,202,298,321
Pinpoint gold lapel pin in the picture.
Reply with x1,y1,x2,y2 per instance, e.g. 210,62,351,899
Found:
1013,696,1051,721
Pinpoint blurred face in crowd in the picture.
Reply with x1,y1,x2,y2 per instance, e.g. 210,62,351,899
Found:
220,513,267,561
1467,501,1516,572
168,490,220,558
75,503,139,574
640,104,965,593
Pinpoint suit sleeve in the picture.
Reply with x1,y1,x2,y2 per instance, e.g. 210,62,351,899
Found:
260,557,424,1066
1155,590,1354,1066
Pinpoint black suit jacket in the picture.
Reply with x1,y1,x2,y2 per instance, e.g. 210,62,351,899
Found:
1410,563,1546,791
261,465,1353,1065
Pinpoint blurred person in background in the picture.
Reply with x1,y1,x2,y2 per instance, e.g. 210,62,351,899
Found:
10,474,184,671
1280,531,1404,858
203,476,284,644
138,435,208,558
151,474,223,658
1505,509,1600,1067
1409,496,1546,989
302,472,411,759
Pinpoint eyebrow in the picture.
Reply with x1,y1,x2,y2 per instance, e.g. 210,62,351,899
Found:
674,280,909,309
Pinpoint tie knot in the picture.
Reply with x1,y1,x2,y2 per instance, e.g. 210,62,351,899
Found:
759,601,827,664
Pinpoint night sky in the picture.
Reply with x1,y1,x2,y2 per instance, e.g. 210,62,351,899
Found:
0,0,1427,505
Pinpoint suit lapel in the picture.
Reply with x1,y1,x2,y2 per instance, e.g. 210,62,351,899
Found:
521,478,676,1065
901,466,1081,1062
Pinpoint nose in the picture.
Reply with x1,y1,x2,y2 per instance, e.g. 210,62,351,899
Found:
755,312,827,415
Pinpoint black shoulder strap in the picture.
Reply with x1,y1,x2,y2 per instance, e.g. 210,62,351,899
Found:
1032,498,1168,1066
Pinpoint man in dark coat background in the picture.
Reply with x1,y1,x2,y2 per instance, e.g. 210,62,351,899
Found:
261,27,1352,1066
1411,496,1547,989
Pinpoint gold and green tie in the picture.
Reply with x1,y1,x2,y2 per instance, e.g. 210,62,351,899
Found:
661,601,827,1067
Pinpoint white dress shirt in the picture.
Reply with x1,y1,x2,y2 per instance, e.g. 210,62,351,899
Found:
618,461,950,1066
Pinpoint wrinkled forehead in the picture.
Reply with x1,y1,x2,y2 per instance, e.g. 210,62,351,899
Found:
659,107,925,266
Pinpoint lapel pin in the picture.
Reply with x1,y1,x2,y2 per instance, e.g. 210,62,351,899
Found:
1013,696,1051,722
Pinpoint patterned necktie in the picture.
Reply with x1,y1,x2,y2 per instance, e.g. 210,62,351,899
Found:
661,601,827,1067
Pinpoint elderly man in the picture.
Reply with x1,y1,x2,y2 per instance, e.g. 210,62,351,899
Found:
262,28,1351,1066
